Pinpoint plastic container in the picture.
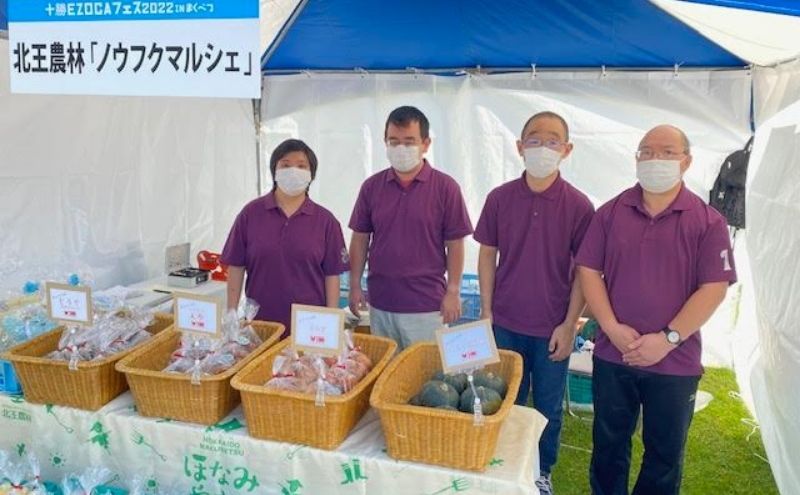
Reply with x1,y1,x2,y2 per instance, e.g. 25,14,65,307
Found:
0,358,22,394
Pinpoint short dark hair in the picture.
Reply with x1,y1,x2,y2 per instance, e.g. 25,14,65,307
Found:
521,111,570,142
384,106,430,140
269,139,318,190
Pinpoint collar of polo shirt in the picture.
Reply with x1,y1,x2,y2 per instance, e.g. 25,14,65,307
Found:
517,171,565,201
263,192,317,216
623,183,695,217
386,159,433,183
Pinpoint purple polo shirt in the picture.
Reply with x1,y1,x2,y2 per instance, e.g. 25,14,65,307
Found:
575,183,737,376
348,160,473,313
221,193,348,334
474,173,594,337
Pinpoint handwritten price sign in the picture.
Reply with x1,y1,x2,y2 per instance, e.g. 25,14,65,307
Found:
291,304,345,357
174,292,223,339
46,282,93,325
436,319,500,374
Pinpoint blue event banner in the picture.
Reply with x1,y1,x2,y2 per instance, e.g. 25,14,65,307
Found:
9,0,258,22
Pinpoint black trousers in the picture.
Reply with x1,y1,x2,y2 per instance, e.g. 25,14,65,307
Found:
589,358,700,495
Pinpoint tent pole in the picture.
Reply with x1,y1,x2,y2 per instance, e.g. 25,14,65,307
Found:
262,65,748,76
252,97,262,196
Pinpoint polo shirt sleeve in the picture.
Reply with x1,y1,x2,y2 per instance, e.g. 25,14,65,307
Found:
348,181,373,234
697,212,738,285
575,206,607,272
473,192,499,247
220,209,248,267
322,217,349,276
443,180,474,241
571,199,596,257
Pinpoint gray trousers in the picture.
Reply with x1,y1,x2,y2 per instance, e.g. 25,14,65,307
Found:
369,307,443,350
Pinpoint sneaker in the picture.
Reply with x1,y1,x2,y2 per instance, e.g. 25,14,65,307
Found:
535,473,554,495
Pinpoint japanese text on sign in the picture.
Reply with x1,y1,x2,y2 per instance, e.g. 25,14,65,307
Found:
10,1,257,22
12,42,254,76
436,319,500,374
8,0,260,98
47,283,93,325
291,304,345,357
175,294,222,338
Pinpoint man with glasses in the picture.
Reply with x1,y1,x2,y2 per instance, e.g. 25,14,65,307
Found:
348,106,473,349
576,125,736,495
473,111,594,495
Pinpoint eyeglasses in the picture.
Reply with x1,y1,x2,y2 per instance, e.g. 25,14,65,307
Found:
636,149,687,161
386,139,422,147
522,138,565,150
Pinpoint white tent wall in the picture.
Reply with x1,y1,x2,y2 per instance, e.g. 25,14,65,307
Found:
261,69,752,366
740,83,800,493
0,39,257,290
754,58,800,126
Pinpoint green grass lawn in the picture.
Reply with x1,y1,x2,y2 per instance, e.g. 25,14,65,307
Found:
550,368,778,494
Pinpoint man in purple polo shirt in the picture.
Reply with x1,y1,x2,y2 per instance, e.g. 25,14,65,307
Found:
474,111,594,495
348,106,473,349
576,125,736,495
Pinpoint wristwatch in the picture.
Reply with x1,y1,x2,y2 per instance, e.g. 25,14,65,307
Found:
662,327,682,346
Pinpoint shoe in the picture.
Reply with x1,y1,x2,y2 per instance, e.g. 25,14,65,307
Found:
535,473,554,495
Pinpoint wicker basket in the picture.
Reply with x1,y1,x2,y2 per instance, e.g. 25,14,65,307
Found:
0,313,174,410
370,342,523,472
231,333,397,449
116,321,283,425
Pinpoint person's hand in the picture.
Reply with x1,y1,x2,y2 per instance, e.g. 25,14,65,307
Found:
623,333,675,367
441,290,462,324
605,322,641,354
349,285,366,318
479,306,493,323
549,322,576,361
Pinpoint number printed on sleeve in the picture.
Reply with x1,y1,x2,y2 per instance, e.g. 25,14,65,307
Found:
720,249,732,271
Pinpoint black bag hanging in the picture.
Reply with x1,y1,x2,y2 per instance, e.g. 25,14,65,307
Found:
710,136,753,230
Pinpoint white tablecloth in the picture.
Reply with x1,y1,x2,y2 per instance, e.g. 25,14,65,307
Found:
0,393,544,494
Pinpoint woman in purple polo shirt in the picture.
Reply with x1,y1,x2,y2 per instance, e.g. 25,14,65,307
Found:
220,139,348,336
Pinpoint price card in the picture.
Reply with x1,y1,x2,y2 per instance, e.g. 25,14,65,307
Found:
174,292,223,339
291,304,345,357
436,319,500,374
46,282,93,325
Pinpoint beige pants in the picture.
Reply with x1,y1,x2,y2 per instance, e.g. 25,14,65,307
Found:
369,307,444,350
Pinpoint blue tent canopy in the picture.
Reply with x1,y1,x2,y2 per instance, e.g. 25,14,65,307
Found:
0,0,7,31
263,0,747,71
2,0,797,67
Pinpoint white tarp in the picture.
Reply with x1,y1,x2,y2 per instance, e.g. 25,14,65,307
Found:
260,70,752,366
743,92,800,494
754,58,800,126
0,38,257,290
652,0,800,67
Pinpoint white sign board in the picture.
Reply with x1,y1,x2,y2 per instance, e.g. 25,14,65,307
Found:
436,319,500,374
174,292,222,338
291,304,345,357
46,282,93,325
8,0,260,98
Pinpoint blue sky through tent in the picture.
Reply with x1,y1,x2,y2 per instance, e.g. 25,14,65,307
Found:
263,0,746,71
679,0,800,16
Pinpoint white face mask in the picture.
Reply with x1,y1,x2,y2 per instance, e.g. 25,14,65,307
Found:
386,145,421,173
275,167,312,196
523,147,562,178
637,159,682,194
